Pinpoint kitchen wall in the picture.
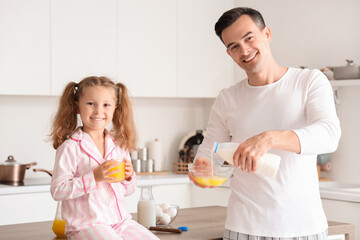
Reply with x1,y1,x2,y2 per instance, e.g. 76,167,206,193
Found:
235,0,360,183
1,0,359,183
0,95,214,178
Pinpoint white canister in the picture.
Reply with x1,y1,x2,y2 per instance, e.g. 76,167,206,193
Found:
130,150,138,160
139,148,148,160
132,159,141,173
141,159,147,172
148,138,164,171
146,159,154,172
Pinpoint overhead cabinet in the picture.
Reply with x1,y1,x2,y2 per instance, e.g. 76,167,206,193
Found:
176,0,235,98
0,0,235,98
118,0,177,97
118,0,235,98
51,0,118,96
0,0,50,95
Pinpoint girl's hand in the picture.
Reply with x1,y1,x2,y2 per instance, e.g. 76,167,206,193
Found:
124,158,134,181
93,160,119,183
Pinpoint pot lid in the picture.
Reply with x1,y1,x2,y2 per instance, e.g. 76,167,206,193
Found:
2,155,21,165
1,156,37,167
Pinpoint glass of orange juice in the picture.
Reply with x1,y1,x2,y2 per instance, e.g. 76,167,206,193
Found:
107,159,125,182
52,201,66,238
52,218,66,238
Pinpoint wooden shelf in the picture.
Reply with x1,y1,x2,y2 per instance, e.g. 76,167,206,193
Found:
330,79,360,87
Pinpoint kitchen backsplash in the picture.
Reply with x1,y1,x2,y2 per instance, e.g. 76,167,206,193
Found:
0,95,214,179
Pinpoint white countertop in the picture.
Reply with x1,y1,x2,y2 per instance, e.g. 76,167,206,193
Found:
0,173,191,195
7,176,357,204
319,181,360,203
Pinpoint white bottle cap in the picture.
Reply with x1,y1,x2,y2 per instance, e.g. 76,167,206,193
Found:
212,142,219,153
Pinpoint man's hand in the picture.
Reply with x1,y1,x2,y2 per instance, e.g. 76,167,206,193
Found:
188,157,215,188
233,130,300,172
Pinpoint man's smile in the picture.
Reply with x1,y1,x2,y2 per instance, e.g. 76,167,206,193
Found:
243,50,258,63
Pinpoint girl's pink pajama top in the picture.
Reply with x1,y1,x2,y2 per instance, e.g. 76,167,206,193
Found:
50,128,136,232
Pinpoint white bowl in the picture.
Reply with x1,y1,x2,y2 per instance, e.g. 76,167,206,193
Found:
156,204,179,225
188,163,234,187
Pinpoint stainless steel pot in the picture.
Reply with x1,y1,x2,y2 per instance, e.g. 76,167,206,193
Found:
0,156,37,183
328,60,360,80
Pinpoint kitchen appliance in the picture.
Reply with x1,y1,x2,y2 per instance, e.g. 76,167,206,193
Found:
0,177,51,186
173,130,205,174
178,130,205,163
0,155,37,185
0,167,51,186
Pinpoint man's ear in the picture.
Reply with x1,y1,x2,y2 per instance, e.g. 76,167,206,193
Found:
264,26,272,41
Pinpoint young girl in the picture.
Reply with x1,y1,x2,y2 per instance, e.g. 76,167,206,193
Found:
50,76,159,240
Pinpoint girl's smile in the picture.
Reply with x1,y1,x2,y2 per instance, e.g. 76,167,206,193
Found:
90,117,105,121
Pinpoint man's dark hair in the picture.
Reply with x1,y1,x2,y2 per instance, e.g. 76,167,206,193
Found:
215,7,266,43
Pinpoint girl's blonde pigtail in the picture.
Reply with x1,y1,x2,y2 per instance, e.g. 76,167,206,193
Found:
50,82,79,149
112,83,137,151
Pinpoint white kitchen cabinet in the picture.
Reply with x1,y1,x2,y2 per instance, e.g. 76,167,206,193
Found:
124,183,230,214
322,198,360,239
189,186,231,208
0,195,14,225
0,0,50,95
327,235,345,240
0,192,57,226
51,0,118,96
118,0,177,97
176,0,235,98
330,79,360,104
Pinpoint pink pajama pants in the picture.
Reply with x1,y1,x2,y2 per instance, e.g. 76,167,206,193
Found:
67,219,159,240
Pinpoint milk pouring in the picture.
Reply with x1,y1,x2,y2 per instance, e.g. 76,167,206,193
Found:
212,142,281,178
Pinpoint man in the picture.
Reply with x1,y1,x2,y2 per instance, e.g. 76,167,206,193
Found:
189,7,341,240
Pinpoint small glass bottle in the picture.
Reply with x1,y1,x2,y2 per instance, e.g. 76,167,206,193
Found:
52,201,66,238
137,186,156,228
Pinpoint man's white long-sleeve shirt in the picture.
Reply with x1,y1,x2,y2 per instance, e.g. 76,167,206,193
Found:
196,68,341,237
